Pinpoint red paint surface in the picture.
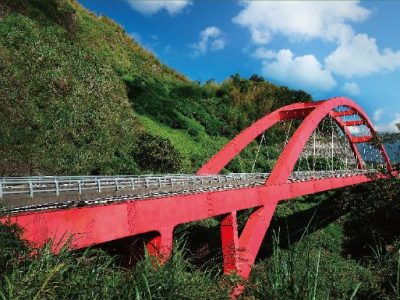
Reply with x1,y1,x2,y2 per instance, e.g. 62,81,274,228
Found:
0,97,393,281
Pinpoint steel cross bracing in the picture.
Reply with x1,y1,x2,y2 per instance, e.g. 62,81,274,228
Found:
0,97,396,282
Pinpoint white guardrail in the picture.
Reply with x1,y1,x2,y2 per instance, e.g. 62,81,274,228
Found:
0,173,269,199
0,170,376,199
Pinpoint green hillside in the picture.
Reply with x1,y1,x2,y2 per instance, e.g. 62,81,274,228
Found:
2,1,400,300
0,0,311,176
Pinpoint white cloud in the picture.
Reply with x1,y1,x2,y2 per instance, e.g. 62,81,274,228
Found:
373,108,384,122
376,113,400,133
233,1,369,45
348,126,363,135
253,47,277,60
127,0,192,16
163,44,172,54
236,1,400,84
261,49,336,91
326,34,400,77
190,26,227,57
341,82,360,96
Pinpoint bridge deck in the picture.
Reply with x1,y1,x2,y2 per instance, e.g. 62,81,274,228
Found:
0,98,393,283
0,172,379,255
1,170,374,214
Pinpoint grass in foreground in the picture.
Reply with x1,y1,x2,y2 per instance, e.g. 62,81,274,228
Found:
1,179,400,299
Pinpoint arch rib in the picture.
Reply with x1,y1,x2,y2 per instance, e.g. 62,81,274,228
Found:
330,114,364,169
197,102,319,175
267,97,392,185
197,97,390,177
196,96,393,281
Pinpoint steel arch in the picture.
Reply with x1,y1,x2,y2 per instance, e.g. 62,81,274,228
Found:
197,97,392,178
267,97,392,184
197,97,393,279
0,98,394,288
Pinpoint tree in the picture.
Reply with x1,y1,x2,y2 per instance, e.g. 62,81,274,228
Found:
134,133,182,173
249,74,265,82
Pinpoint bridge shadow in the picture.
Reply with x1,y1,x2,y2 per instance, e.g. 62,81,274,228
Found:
89,231,160,268
171,191,350,268
257,190,349,260
89,191,350,270
91,223,225,270
174,220,224,269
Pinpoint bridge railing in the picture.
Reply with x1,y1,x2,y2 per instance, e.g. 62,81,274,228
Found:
0,173,269,199
0,170,377,200
289,169,376,181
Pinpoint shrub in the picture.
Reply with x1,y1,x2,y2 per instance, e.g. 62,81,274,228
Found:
134,133,182,173
338,178,400,257
244,231,380,299
0,222,29,276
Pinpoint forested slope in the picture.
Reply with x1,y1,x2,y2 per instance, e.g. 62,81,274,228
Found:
0,0,311,176
1,2,400,300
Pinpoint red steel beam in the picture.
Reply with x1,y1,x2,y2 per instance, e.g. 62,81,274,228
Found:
331,109,356,117
196,97,392,281
343,120,365,126
1,97,394,287
198,97,392,178
197,102,321,175
267,97,392,185
330,116,364,169
1,174,380,278
351,136,373,143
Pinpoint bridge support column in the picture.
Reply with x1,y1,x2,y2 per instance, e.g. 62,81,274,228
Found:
220,201,279,280
237,200,278,279
146,227,174,264
221,212,240,275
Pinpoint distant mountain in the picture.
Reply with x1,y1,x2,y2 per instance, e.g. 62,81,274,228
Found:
385,142,400,163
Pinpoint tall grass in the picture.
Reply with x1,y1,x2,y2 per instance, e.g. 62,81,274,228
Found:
132,240,229,299
2,178,400,299
243,226,380,299
369,241,400,299
0,224,230,299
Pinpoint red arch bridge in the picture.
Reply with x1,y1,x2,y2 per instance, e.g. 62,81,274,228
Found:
0,97,397,279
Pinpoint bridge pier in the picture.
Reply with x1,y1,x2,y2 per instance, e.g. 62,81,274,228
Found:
146,227,174,263
220,200,279,279
221,212,240,274
237,201,278,279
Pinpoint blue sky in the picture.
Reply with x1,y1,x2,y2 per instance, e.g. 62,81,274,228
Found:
79,0,400,133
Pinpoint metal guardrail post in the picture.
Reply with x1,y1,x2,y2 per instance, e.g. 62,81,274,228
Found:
29,181,33,197
55,180,60,196
131,178,135,190
0,182,2,199
115,179,119,191
78,180,82,194
97,180,102,192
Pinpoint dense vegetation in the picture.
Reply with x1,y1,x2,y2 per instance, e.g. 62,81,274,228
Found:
1,179,400,299
0,0,310,176
1,1,400,299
